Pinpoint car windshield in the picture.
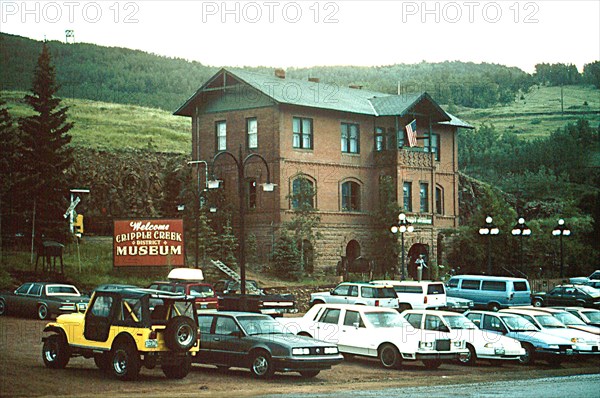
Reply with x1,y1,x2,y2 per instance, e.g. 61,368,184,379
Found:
534,314,566,328
46,285,80,296
443,315,477,329
553,312,586,326
364,311,408,328
189,285,214,298
577,285,600,297
238,315,287,335
582,311,600,322
502,315,538,331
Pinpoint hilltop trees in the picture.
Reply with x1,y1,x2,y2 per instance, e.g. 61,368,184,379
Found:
19,42,74,238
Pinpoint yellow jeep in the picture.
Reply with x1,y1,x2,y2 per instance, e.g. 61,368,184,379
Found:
42,287,200,380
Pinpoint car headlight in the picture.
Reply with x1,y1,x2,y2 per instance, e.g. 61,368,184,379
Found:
420,341,434,350
484,343,497,348
292,348,311,355
324,347,339,354
548,345,559,349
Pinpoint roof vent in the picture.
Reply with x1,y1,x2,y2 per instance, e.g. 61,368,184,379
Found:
349,84,363,90
308,77,320,83
274,68,286,79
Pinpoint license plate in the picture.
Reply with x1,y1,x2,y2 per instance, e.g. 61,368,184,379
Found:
495,348,505,355
201,303,208,308
566,349,574,355
145,340,158,348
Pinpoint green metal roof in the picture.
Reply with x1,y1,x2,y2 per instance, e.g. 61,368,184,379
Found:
175,68,470,127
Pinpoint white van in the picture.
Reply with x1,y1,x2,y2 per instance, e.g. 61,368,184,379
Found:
371,280,447,311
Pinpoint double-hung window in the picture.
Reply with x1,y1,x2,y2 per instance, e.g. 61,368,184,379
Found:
420,183,429,213
246,118,257,149
341,123,360,154
216,121,226,151
424,133,440,160
293,117,313,149
342,181,361,211
403,182,412,212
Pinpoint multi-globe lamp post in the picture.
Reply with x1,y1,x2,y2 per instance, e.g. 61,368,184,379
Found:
479,216,499,275
511,217,531,275
552,219,571,279
390,213,414,280
207,146,275,299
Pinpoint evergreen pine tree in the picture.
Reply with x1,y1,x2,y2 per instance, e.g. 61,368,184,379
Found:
19,42,74,238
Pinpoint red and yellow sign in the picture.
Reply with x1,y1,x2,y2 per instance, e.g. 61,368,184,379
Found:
113,219,185,267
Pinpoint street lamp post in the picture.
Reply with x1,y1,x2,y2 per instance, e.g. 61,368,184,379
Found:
187,160,208,268
552,219,571,279
390,213,414,280
479,216,499,275
208,145,275,297
511,217,531,275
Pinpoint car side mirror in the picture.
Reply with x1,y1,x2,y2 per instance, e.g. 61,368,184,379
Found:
230,330,243,338
353,322,360,329
330,289,336,295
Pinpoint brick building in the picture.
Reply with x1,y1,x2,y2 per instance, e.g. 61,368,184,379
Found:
175,68,473,279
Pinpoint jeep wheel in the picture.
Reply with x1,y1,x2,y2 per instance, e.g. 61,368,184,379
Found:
249,350,275,379
458,344,477,366
110,342,141,380
42,334,70,369
38,304,49,320
423,359,442,369
0,298,6,316
379,343,402,369
94,353,110,372
164,316,197,352
162,356,191,379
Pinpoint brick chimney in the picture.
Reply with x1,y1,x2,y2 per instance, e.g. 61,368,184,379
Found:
274,68,286,79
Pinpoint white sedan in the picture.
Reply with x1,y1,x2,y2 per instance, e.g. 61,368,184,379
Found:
278,303,468,369
401,310,525,365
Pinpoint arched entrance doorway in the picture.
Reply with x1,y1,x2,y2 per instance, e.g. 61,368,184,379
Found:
346,240,361,264
407,244,429,280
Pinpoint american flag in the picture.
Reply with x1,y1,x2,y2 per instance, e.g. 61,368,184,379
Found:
406,119,417,147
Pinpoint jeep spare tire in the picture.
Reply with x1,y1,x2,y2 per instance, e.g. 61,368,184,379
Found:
164,316,197,352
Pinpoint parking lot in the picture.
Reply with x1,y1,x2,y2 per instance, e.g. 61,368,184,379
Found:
1,315,599,397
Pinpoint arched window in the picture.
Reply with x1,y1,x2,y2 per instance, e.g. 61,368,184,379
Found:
291,176,315,209
341,181,361,212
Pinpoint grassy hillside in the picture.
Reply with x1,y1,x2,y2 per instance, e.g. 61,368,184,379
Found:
453,85,600,139
1,91,190,153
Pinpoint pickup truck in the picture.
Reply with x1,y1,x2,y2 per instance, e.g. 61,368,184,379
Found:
147,281,218,311
213,279,297,317
310,282,399,309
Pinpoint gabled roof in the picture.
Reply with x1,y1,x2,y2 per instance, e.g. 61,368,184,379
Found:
175,68,472,127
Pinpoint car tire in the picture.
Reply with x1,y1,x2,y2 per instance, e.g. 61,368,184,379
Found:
0,298,6,316
398,303,412,312
164,316,197,352
532,299,543,307
162,356,191,379
423,359,442,369
110,341,141,381
38,303,50,320
94,353,110,372
299,370,320,378
487,302,500,312
249,350,275,379
310,300,324,308
518,343,535,366
458,344,477,366
42,334,71,369
378,343,402,369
